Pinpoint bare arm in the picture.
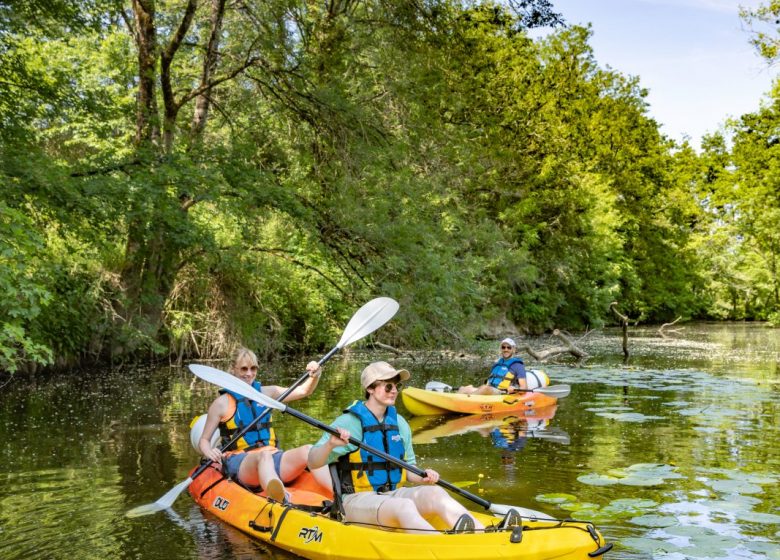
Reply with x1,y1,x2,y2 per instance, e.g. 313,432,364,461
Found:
264,361,322,402
198,394,228,463
308,428,350,470
407,468,440,485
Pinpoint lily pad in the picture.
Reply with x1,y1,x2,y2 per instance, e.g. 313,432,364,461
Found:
703,478,763,494
697,467,778,485
601,498,657,517
558,501,600,512
534,492,578,505
566,508,610,522
619,475,667,486
699,495,763,514
746,541,780,558
625,462,681,474
577,473,620,486
630,514,679,527
684,530,742,555
594,412,664,422
736,510,780,524
621,537,681,555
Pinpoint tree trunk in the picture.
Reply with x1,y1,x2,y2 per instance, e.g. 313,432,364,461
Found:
191,0,226,142
132,0,160,146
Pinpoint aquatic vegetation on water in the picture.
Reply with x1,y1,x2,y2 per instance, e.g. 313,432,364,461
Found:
578,463,683,488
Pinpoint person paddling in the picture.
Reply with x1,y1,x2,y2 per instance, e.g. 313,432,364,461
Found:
458,338,536,395
308,361,521,534
197,347,332,502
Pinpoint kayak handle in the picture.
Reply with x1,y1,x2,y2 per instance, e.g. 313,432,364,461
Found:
588,543,614,557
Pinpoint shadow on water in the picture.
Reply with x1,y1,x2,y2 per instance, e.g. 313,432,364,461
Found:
0,322,778,559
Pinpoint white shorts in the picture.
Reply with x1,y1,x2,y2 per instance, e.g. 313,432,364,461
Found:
342,486,423,525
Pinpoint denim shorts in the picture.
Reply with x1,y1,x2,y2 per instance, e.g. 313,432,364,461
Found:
224,448,284,490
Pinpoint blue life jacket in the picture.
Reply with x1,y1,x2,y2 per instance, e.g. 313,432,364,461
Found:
218,380,276,451
336,400,407,494
486,357,526,391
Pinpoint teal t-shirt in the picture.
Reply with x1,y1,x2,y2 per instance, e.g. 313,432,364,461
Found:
312,407,416,466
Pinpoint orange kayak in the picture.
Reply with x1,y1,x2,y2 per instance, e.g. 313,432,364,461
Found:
188,463,611,560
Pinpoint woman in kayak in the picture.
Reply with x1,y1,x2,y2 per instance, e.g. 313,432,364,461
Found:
458,337,528,395
197,347,332,502
308,361,521,533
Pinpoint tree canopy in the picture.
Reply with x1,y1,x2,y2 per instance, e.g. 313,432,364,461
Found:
1,0,778,373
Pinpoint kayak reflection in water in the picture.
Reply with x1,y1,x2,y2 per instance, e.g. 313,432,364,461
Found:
490,418,539,452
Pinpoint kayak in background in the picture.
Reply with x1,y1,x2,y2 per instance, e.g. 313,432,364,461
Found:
401,385,564,416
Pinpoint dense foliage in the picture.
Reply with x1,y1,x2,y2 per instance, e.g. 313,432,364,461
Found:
1,0,778,372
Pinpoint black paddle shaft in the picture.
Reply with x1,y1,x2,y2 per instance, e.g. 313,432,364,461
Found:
191,346,341,481
281,405,493,511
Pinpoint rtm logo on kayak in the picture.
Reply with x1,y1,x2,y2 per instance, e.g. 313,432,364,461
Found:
298,526,323,544
213,496,230,511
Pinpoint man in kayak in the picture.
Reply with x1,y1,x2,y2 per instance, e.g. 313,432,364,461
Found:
197,347,332,502
308,361,521,534
458,338,528,395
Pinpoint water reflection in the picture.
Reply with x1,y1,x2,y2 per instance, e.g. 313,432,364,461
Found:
409,406,569,449
0,323,778,560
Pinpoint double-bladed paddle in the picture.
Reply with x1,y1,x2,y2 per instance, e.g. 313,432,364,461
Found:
424,380,571,399
126,297,399,517
189,363,537,517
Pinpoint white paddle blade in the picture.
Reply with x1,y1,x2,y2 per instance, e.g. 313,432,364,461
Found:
425,381,453,392
537,384,571,398
489,503,547,520
126,477,193,517
337,297,399,348
188,364,286,411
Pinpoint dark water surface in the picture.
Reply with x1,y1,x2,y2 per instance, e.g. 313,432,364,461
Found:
1,322,778,559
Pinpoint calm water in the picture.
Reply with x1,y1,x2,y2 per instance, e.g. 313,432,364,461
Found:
1,322,778,560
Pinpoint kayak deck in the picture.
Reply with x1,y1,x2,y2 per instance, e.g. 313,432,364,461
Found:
188,464,611,560
401,386,558,416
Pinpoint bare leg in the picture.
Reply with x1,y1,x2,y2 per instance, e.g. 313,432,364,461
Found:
278,445,333,491
405,486,484,529
376,497,436,534
235,451,264,487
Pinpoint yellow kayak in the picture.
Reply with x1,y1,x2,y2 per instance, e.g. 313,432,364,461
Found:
188,463,611,560
401,386,558,416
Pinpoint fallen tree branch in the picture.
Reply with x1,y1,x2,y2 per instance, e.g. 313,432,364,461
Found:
658,316,684,338
519,329,589,364
610,301,638,362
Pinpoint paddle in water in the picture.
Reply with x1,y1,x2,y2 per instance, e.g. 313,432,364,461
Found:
126,297,399,517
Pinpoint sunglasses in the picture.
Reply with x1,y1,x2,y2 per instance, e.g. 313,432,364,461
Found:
500,345,513,350
238,365,258,372
376,381,403,392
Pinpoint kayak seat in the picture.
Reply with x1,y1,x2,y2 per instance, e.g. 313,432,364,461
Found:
328,464,347,520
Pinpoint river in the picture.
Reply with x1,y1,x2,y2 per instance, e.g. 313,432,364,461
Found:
1,322,778,559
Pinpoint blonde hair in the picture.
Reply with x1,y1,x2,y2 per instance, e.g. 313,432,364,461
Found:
231,346,258,369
